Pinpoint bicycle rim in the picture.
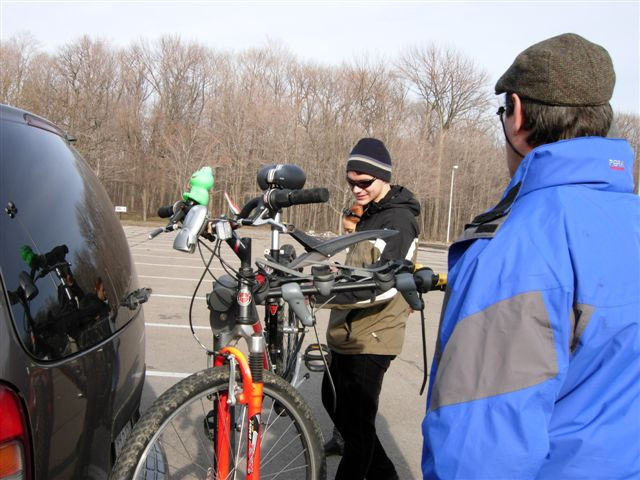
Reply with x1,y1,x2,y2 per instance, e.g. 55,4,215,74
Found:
115,368,324,480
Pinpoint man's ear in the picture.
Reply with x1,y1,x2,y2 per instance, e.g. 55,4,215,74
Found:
511,93,526,134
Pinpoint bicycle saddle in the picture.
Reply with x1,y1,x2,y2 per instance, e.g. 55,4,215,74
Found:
286,229,398,270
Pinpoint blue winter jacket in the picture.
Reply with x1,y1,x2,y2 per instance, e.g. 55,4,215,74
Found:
422,137,640,479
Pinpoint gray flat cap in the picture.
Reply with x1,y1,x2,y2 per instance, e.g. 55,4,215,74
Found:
495,33,615,106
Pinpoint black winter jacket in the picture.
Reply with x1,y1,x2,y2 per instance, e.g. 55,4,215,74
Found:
325,185,420,354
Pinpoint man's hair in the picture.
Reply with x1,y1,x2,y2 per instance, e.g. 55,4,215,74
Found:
505,93,613,148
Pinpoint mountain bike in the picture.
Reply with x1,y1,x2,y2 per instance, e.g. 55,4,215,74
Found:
110,165,442,479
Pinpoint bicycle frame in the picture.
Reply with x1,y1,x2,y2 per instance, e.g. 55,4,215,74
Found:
214,346,263,480
215,207,304,384
204,211,307,479
132,170,440,480
205,223,280,479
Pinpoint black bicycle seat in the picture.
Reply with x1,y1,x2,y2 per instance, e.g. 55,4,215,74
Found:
286,229,398,269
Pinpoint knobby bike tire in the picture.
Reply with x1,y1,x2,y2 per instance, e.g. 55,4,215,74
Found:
110,367,326,480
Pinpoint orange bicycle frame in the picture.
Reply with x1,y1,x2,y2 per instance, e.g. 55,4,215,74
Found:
214,346,264,480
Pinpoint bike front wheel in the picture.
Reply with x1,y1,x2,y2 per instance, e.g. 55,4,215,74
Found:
110,368,325,480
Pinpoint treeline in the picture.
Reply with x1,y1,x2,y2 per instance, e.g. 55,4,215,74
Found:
2,33,638,241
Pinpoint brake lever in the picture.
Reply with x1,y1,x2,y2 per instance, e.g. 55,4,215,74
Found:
395,272,424,311
238,202,288,232
281,283,314,326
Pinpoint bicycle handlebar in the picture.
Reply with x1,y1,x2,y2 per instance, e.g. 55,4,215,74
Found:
264,188,329,210
235,187,330,226
264,280,379,299
157,204,177,218
258,264,445,312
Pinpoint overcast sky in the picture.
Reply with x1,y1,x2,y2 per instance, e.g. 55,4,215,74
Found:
1,1,638,114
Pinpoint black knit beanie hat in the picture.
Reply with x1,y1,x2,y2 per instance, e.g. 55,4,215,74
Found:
346,138,392,182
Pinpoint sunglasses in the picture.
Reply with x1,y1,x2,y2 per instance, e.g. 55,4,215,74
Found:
496,105,525,159
346,177,377,190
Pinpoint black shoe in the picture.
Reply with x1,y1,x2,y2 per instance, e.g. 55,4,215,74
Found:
324,436,344,457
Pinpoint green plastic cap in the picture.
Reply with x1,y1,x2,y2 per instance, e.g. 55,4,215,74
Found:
20,245,37,268
183,167,214,205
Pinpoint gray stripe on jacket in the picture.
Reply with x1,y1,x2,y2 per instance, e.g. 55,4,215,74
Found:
430,291,558,411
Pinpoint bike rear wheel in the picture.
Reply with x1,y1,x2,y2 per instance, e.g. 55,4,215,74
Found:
272,243,304,383
110,368,325,480
276,307,304,383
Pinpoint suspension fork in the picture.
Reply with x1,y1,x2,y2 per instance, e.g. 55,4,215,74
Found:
252,321,271,370
214,341,265,480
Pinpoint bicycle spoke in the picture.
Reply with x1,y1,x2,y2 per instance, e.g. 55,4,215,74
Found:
170,420,195,463
261,432,305,469
195,395,215,467
263,463,310,479
261,402,296,454
230,404,247,480
261,398,288,438
151,437,210,476
116,370,322,480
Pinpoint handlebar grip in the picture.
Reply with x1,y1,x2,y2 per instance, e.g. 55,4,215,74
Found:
148,227,164,239
157,205,175,218
266,188,329,210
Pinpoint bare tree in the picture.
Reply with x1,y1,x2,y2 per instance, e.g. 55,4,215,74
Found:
5,32,602,240
396,44,493,239
0,32,40,105
611,113,640,193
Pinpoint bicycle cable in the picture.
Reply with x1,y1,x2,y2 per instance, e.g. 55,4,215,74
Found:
186,240,218,355
214,237,243,279
197,239,220,281
312,322,337,414
419,296,429,395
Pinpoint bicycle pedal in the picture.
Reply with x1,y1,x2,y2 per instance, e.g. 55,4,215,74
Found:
303,343,330,372
274,401,288,417
203,410,215,441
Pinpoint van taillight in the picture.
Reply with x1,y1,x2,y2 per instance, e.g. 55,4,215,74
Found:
0,386,31,480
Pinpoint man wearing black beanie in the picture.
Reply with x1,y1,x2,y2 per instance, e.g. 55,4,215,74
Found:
321,137,421,480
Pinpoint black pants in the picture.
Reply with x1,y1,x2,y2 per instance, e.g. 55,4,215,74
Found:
322,351,398,480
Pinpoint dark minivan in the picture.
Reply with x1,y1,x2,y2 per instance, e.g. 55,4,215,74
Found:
0,104,146,479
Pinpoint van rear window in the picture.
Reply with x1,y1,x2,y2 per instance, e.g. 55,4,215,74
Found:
0,118,138,360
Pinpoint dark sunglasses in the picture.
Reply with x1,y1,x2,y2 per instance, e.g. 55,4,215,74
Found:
346,177,377,190
496,105,525,159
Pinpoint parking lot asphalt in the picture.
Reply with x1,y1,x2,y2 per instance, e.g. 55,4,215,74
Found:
123,224,447,480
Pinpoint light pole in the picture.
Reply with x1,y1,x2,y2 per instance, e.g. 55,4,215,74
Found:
446,165,459,244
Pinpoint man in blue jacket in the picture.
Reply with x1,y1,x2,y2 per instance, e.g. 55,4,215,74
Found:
422,33,639,479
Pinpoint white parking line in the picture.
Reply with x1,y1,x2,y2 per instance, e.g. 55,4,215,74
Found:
146,370,191,379
133,252,213,261
135,262,221,270
151,293,207,300
140,274,206,282
146,322,209,330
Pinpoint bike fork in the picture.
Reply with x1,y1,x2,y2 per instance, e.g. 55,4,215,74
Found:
213,338,265,480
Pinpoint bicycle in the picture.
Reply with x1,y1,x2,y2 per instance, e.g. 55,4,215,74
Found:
110,165,442,479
